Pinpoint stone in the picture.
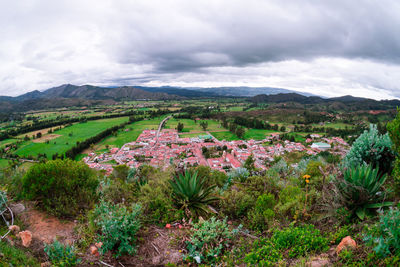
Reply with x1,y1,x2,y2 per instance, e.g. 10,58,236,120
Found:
310,258,330,267
336,236,357,254
18,230,32,247
95,242,103,248
40,262,51,267
9,203,25,215
8,225,20,233
90,245,100,256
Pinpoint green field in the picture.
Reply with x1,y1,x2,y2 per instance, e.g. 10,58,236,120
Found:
164,118,223,132
0,138,17,148
210,131,239,141
14,117,129,158
0,159,9,168
244,129,280,140
94,117,165,150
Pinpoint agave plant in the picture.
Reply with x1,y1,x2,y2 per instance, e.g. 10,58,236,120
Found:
169,170,219,217
334,164,392,220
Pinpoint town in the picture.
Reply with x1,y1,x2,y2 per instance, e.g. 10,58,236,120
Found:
84,128,349,174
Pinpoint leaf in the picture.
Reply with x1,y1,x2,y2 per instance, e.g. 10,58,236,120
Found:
356,208,366,220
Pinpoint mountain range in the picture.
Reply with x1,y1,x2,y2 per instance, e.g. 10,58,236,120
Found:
0,84,399,112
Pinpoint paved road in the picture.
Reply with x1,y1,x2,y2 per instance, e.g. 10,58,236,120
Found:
155,115,172,144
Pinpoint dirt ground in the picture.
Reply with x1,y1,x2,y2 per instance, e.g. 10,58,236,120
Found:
31,134,61,143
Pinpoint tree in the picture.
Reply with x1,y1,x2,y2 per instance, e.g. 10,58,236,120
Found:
177,122,184,132
244,154,255,170
280,126,286,132
200,121,208,131
36,132,42,138
236,127,245,139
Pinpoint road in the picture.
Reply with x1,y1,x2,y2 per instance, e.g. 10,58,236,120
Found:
155,115,172,144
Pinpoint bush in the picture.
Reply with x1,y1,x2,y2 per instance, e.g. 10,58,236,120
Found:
277,185,305,219
0,190,7,211
364,207,400,258
248,193,276,231
220,189,255,219
272,224,329,258
228,167,249,182
93,201,141,257
193,165,228,188
343,124,395,175
44,240,80,266
20,159,99,218
333,164,391,220
170,170,218,217
244,238,282,266
0,241,39,266
185,217,241,264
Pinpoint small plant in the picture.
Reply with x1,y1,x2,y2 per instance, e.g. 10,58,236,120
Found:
228,167,249,182
333,164,392,220
185,217,241,264
248,193,276,231
244,238,282,266
272,224,329,258
364,207,400,258
0,190,7,211
93,201,141,257
343,124,395,175
169,170,218,217
44,240,80,267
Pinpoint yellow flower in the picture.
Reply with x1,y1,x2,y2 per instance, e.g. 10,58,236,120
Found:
303,174,311,179
305,179,310,183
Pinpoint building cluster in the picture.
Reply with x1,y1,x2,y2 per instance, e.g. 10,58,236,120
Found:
84,129,349,174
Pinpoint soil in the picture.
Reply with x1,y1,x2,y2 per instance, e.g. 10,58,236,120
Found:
31,134,61,143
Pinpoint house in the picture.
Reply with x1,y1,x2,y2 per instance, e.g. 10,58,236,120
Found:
311,142,331,151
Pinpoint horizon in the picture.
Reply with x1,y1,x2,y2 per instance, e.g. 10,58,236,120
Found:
1,1,400,100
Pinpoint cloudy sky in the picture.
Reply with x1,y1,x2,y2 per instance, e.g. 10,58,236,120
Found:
1,0,400,99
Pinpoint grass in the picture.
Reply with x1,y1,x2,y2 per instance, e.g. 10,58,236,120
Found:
0,138,17,148
210,131,240,141
164,118,223,132
244,129,280,140
0,241,40,266
0,158,9,168
14,117,129,158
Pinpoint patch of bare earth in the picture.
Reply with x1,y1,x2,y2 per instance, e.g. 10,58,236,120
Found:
32,134,61,143
19,204,76,245
93,226,187,267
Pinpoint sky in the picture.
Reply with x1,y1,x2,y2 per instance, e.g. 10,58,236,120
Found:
1,0,400,99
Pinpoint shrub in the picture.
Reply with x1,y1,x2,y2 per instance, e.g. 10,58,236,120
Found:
364,207,400,258
343,124,395,175
272,224,329,258
112,164,130,180
277,185,305,218
185,217,241,264
248,193,276,231
244,238,282,266
193,165,228,188
44,240,80,267
0,241,39,266
220,189,255,219
20,159,99,218
333,164,391,220
169,170,218,217
305,160,324,178
0,190,7,211
228,167,249,182
93,201,141,257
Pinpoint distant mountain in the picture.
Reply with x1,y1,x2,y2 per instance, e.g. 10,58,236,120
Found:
188,86,317,97
250,93,400,110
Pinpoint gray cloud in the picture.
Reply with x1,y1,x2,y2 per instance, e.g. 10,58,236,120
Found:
0,0,399,99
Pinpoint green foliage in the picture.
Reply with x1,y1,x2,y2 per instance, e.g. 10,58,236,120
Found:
169,170,218,217
0,241,40,266
245,224,328,265
277,185,305,218
248,193,276,231
244,238,282,266
364,207,400,258
220,189,255,219
228,167,249,182
305,160,324,177
333,164,391,220
0,190,7,211
185,217,241,264
44,240,80,267
243,154,255,171
193,165,227,188
93,201,142,258
343,124,395,175
112,164,130,180
20,159,99,218
387,108,400,153
272,224,329,258
329,224,352,244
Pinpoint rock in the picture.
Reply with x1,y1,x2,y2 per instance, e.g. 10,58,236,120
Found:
95,242,103,248
18,230,32,247
165,223,171,229
8,225,20,233
9,203,25,215
40,262,51,267
309,258,330,267
90,245,100,256
336,236,357,254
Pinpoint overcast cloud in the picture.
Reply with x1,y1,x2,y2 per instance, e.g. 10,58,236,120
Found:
1,0,400,99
